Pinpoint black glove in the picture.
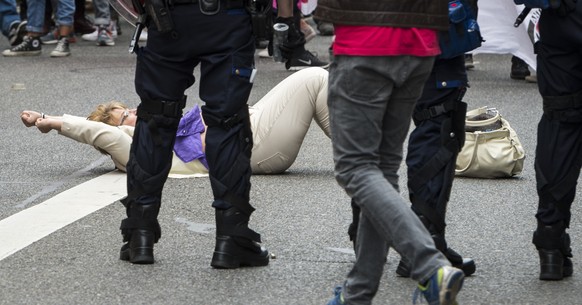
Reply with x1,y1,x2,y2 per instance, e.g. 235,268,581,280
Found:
275,16,305,61
279,35,305,60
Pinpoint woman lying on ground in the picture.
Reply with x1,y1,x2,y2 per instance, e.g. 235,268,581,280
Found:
21,67,330,178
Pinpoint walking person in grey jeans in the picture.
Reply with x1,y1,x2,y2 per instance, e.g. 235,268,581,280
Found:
81,0,116,46
316,1,466,304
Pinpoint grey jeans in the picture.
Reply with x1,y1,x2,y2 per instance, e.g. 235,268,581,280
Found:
92,0,111,26
328,55,450,305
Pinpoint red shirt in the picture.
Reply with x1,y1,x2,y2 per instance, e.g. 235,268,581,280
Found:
333,25,440,57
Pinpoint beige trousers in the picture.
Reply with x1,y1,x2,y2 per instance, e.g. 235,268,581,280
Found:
249,67,331,174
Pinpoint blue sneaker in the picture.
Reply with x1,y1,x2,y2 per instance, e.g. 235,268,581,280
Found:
413,266,464,305
326,286,346,305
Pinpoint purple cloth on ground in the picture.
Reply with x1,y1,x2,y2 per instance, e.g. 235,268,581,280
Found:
173,106,208,169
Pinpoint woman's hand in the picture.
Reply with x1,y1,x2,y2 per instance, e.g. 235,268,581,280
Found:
21,110,41,127
35,118,55,133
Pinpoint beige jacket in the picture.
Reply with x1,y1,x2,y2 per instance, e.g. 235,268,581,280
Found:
58,115,209,178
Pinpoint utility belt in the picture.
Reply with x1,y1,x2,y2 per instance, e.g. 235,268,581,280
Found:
413,87,466,122
141,0,262,33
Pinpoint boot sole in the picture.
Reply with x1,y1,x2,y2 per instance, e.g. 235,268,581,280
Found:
211,251,269,269
120,246,154,264
538,249,571,281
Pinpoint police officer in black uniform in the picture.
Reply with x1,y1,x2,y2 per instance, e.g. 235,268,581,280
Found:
399,55,475,277
119,0,270,268
527,0,581,281
348,0,480,277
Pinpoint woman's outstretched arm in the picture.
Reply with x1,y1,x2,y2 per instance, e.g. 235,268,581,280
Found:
21,110,133,171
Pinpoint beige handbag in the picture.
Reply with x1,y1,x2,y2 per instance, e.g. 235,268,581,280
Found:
455,107,526,178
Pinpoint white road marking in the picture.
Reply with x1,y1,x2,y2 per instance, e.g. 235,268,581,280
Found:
0,170,126,261
16,156,109,209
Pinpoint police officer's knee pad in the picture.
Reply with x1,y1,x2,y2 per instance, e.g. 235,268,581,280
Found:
202,107,253,149
137,96,187,128
202,106,249,130
542,91,582,123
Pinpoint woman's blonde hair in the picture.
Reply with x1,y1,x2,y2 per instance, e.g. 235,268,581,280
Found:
87,100,128,125
86,100,129,156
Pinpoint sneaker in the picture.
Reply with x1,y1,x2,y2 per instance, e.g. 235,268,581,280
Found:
96,27,115,46
2,35,41,57
50,37,71,57
42,30,76,44
8,20,27,46
510,56,531,80
82,25,117,41
413,266,464,305
81,27,99,41
326,286,345,305
285,49,330,70
40,29,58,44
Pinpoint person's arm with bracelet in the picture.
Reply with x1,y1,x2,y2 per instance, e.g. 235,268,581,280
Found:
21,110,132,171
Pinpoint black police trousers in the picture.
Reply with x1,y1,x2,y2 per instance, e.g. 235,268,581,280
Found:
534,3,582,226
406,55,468,230
129,2,256,214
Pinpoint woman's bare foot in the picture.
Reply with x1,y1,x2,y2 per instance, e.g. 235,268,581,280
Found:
21,110,41,127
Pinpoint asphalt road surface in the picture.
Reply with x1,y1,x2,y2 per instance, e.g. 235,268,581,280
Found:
1,20,580,305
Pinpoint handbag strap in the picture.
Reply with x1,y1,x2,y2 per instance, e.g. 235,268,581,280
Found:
455,133,480,174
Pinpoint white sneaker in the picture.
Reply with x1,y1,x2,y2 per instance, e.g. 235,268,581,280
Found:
97,27,115,46
82,26,117,41
50,37,71,57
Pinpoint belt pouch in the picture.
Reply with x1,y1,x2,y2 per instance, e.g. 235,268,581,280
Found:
200,0,220,14
145,0,174,33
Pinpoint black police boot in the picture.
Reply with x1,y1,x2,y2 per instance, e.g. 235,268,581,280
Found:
211,207,270,269
396,216,476,277
119,202,161,264
533,220,573,280
510,56,531,80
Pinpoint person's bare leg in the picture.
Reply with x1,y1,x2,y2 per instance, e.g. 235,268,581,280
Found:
58,25,72,38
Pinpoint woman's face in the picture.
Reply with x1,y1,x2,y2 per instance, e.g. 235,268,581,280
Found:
112,108,137,127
